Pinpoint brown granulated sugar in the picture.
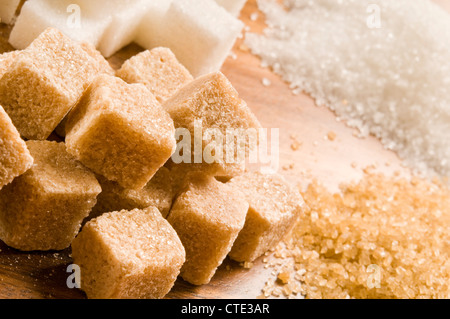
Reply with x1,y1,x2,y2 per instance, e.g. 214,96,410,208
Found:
261,173,450,299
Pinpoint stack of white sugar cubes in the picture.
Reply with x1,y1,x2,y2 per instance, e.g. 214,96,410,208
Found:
3,0,246,77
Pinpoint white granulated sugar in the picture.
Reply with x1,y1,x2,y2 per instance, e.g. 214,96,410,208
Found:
262,77,271,87
246,0,450,177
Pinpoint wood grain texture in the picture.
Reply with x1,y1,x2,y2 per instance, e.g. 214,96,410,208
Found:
0,0,449,299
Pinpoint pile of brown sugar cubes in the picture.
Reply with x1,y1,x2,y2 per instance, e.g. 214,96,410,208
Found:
0,27,304,299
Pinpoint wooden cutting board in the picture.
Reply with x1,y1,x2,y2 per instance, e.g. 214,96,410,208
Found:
0,0,448,299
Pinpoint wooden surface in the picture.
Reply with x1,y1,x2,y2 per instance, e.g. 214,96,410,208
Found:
0,0,449,299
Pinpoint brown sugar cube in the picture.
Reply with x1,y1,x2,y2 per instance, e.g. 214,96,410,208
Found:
79,42,115,76
71,207,186,299
92,167,175,219
164,163,206,198
54,42,114,138
116,47,193,104
167,175,248,285
0,28,107,140
165,161,243,204
227,172,305,263
164,163,234,203
0,105,33,190
65,74,176,190
0,51,20,79
0,141,101,251
54,118,69,138
163,71,261,176
165,161,245,186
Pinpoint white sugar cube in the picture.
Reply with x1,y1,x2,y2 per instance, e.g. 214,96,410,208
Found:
135,0,173,50
96,0,152,57
9,0,111,50
214,0,247,17
154,0,244,77
9,0,150,57
0,0,21,24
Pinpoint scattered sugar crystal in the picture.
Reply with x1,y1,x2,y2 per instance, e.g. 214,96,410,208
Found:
246,0,450,178
290,140,302,151
153,0,244,77
239,44,249,52
214,0,247,17
327,131,337,141
0,0,21,24
243,261,254,269
277,271,290,285
261,77,271,87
